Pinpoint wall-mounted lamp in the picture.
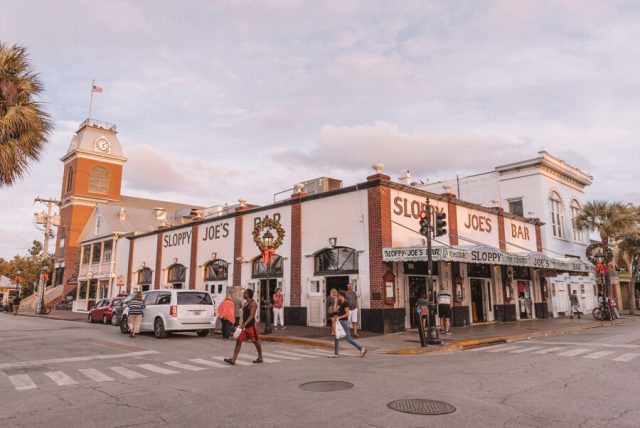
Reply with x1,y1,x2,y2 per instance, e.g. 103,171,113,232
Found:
211,252,217,261
329,237,337,248
141,261,146,268
173,258,178,264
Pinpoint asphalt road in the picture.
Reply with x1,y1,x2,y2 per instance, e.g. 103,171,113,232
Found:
1,313,639,427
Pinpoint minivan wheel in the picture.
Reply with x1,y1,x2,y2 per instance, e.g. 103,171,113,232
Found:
196,330,209,337
102,315,108,325
154,318,167,339
120,316,130,334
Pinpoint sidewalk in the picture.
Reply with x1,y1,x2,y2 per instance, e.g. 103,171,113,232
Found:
15,308,89,322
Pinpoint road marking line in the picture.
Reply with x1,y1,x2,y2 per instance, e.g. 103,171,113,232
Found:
0,350,158,370
583,351,615,360
9,374,37,391
526,340,640,349
165,361,206,371
79,368,114,382
487,346,525,353
45,371,77,386
271,350,318,358
557,349,592,357
212,356,253,366
266,352,302,360
138,364,179,375
189,359,229,369
532,347,565,354
613,353,640,362
471,344,510,352
237,355,281,363
110,366,146,379
284,348,330,356
509,346,544,354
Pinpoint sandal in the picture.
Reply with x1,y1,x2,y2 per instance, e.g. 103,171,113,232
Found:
223,358,235,365
328,354,338,358
360,348,367,358
252,359,263,364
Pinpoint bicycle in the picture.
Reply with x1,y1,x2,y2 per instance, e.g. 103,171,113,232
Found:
592,298,617,321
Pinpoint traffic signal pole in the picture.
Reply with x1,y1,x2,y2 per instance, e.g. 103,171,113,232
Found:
425,200,441,345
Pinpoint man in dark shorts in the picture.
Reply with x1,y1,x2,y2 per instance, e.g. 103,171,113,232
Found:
437,284,452,335
224,289,264,365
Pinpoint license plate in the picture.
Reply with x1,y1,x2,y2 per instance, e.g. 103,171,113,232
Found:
191,311,202,315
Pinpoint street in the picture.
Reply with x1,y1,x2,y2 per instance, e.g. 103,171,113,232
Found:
1,314,639,427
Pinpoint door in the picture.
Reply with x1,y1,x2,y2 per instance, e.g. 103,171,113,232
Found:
258,278,278,323
308,277,325,327
140,291,160,331
408,276,427,328
470,278,485,323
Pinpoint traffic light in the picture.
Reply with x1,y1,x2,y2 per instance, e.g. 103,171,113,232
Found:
435,212,447,237
419,210,429,237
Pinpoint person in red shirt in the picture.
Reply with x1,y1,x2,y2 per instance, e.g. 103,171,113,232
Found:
217,293,236,339
272,288,286,330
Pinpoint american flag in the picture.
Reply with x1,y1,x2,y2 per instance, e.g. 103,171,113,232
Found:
92,85,103,93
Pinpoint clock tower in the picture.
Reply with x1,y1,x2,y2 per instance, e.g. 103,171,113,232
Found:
54,118,127,295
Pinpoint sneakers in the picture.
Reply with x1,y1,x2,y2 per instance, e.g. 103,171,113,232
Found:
360,348,367,358
223,358,235,366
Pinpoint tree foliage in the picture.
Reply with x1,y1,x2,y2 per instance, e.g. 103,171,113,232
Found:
574,201,637,248
0,240,52,297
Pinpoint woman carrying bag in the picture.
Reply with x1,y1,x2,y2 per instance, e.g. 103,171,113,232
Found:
329,291,366,358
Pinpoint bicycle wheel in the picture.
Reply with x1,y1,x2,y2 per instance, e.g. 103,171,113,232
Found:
592,307,602,321
44,305,52,315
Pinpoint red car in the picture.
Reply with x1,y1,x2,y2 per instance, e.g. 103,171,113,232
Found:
89,297,123,325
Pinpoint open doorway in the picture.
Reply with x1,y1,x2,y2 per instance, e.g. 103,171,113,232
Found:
259,278,278,320
470,278,485,322
325,276,349,296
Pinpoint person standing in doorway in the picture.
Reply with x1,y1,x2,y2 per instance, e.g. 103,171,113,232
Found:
345,283,359,337
272,287,286,330
437,284,452,335
330,291,366,358
218,293,235,339
569,290,581,319
128,291,145,338
224,289,264,365
12,293,21,316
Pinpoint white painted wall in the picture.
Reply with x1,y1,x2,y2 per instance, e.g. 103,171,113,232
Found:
389,189,448,247
130,234,158,287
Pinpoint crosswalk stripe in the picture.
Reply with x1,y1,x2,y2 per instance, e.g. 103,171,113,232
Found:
509,346,544,354
165,361,206,371
189,358,230,369
212,356,252,366
284,348,331,356
473,344,510,352
557,349,591,357
110,366,146,379
9,374,37,391
237,355,281,363
532,347,565,354
583,351,616,360
79,368,113,382
271,350,318,358
613,353,640,362
266,352,302,360
45,371,77,386
487,345,525,353
138,364,179,375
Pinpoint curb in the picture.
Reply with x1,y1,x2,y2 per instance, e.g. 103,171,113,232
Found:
260,335,334,349
386,319,627,355
11,312,88,323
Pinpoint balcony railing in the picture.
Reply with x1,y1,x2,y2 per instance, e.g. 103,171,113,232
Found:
79,118,117,132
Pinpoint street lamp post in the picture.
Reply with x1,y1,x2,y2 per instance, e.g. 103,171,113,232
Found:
37,263,49,314
594,252,609,319
262,230,274,335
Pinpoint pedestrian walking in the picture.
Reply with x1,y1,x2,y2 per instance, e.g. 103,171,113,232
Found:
128,291,145,337
218,293,235,339
345,283,359,337
327,288,338,335
569,290,581,319
12,293,21,316
415,291,429,331
329,290,366,358
272,287,286,329
437,284,452,334
224,289,264,365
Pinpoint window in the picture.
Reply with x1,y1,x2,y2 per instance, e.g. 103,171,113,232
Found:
137,268,153,286
251,255,283,278
549,192,565,238
91,243,101,264
156,292,171,305
81,245,91,265
177,292,212,305
571,200,585,243
168,264,186,283
144,291,159,305
66,166,74,194
314,247,359,275
508,198,524,217
88,166,109,194
204,260,229,281
103,240,113,263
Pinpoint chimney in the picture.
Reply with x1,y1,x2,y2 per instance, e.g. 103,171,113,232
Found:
118,207,127,222
398,170,412,185
442,183,456,198
491,199,504,212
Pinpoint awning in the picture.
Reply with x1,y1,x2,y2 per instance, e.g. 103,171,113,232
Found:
382,246,593,273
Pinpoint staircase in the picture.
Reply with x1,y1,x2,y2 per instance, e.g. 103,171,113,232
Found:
18,284,66,312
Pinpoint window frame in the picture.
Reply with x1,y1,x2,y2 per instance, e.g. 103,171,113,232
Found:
549,192,565,239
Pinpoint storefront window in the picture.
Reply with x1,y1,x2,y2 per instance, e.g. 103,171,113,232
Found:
403,261,439,275
252,255,283,278
204,260,228,281
168,264,186,283
137,268,153,286
314,247,359,275
467,263,492,278
79,281,87,299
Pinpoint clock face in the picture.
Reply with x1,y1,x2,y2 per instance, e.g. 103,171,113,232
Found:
95,138,110,153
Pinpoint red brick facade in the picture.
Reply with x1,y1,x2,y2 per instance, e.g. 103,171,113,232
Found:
367,174,392,309
447,198,459,246
233,210,245,287
189,225,199,289
154,233,163,289
497,215,507,251
289,193,305,307
535,224,543,252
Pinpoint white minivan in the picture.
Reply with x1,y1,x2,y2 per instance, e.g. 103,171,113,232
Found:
120,290,216,338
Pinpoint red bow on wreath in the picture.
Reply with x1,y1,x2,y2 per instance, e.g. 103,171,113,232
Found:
595,262,608,275
261,248,276,265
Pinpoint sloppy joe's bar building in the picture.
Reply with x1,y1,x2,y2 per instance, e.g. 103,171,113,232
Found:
94,166,592,333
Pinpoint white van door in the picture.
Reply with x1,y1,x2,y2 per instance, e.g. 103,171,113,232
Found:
308,277,325,327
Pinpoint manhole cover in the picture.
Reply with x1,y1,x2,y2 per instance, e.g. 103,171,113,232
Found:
299,381,354,392
387,399,456,415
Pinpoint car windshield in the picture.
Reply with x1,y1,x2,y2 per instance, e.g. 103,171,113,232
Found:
177,292,212,305
112,299,122,306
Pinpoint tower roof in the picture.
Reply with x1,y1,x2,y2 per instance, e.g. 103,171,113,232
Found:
60,118,126,163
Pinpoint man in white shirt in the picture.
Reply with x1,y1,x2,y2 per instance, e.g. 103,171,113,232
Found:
437,284,452,335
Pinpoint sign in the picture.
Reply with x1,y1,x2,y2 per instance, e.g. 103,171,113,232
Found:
164,230,192,248
117,275,125,287
456,206,499,248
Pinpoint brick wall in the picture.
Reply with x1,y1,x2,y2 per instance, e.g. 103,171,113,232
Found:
289,193,305,307
367,174,392,309
498,215,507,251
154,233,163,289
447,199,459,246
233,211,245,287
535,224,543,252
189,224,198,289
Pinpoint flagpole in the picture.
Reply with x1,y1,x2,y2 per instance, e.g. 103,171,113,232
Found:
88,79,95,120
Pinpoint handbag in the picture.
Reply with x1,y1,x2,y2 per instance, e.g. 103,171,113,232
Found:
233,326,243,339
335,320,347,339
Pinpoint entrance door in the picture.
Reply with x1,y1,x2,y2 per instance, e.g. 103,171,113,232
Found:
326,276,349,295
259,278,278,323
408,276,427,328
308,277,325,327
470,278,485,322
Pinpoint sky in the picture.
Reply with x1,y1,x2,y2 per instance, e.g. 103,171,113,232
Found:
1,0,639,259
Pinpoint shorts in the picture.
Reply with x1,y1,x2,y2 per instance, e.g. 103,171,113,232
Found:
571,304,580,314
237,325,259,343
348,308,358,323
438,304,451,319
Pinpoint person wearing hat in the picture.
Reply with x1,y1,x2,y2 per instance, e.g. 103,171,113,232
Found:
329,290,366,358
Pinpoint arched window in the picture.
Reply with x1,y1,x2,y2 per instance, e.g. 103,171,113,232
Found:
251,255,283,278
570,200,585,243
204,259,229,281
66,167,74,193
314,247,359,275
549,192,564,238
167,264,186,288
88,166,109,194
136,268,153,291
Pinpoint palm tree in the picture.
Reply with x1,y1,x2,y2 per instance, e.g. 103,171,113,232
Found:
0,42,53,187
575,201,638,306
617,233,640,315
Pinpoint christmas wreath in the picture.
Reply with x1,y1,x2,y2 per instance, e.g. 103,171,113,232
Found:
585,243,613,264
252,218,285,265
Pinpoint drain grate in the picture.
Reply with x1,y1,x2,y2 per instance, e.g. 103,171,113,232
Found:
299,381,354,392
387,399,456,415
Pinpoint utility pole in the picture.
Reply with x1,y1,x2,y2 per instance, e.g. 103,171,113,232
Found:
34,197,61,314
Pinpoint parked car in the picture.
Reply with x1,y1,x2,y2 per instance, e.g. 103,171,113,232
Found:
120,290,216,338
112,294,132,326
88,297,123,324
